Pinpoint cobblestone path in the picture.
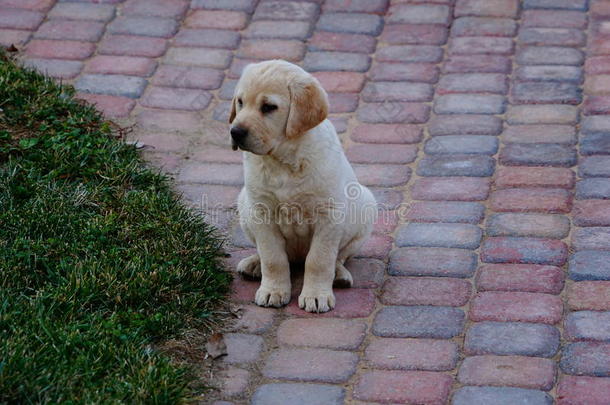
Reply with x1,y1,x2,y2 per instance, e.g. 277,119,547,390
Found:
2,0,609,403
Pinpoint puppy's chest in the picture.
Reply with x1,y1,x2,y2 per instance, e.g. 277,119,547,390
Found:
259,169,317,207
272,188,320,222
272,192,317,252
251,157,336,224
265,180,329,226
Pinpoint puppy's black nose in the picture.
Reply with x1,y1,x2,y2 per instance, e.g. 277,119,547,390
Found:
230,126,248,143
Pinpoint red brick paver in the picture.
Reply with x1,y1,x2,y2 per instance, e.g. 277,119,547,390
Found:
6,0,610,403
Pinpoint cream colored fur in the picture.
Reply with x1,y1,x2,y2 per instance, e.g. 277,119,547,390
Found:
230,60,377,313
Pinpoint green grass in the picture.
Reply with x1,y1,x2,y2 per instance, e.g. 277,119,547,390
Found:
0,52,231,404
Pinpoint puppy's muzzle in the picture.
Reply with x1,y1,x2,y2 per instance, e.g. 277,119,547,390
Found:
230,126,248,151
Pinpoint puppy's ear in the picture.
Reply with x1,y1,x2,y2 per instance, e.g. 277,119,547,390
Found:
286,77,329,138
229,97,237,123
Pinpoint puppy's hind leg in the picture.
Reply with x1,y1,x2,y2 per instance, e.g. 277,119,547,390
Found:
334,260,353,288
333,232,369,288
236,199,261,280
237,253,261,280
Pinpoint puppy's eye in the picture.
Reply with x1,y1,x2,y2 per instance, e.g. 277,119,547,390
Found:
261,103,277,114
237,98,243,107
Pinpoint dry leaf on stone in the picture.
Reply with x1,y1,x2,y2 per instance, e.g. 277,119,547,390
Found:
205,332,227,359
229,304,243,318
124,140,145,149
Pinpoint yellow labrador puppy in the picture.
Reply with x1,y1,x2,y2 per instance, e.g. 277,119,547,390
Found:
229,60,376,313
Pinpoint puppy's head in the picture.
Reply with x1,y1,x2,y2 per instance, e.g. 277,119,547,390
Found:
229,60,329,155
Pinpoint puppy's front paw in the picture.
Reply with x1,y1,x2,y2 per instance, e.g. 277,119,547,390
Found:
255,285,291,307
298,290,336,313
237,254,261,280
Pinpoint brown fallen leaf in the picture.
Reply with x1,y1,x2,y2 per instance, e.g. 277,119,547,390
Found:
229,304,243,318
205,332,227,359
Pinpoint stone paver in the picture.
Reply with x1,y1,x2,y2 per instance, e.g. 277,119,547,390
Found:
365,338,458,371
458,355,556,390
354,370,453,404
453,386,553,405
262,348,358,383
252,383,344,405
7,0,610,403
